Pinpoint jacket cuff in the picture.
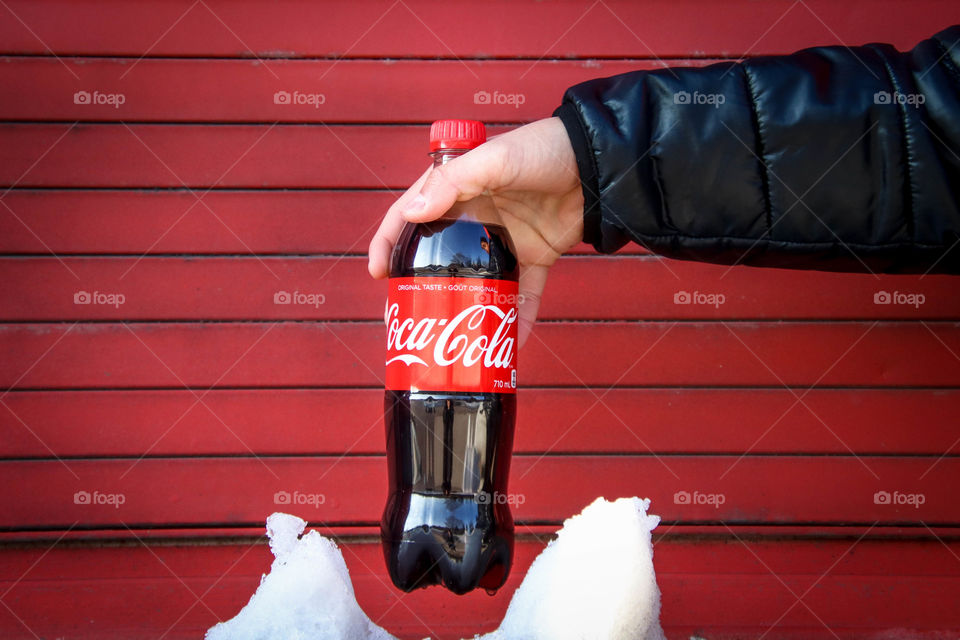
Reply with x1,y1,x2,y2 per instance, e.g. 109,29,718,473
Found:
553,102,603,250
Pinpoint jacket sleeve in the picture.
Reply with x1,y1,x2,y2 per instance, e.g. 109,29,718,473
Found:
554,25,960,273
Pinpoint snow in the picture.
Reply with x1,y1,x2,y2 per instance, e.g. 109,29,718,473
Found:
207,498,663,640
205,513,396,640
475,497,665,640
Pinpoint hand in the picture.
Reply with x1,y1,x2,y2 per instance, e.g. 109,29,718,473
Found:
368,117,584,346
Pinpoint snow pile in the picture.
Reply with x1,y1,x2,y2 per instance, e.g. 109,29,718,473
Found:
208,498,663,640
476,496,664,640
205,513,395,640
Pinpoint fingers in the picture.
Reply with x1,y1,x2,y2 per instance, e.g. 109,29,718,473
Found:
368,141,508,278
367,166,432,279
517,264,549,348
401,142,506,223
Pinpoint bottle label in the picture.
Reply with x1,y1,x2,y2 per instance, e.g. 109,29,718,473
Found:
385,277,518,394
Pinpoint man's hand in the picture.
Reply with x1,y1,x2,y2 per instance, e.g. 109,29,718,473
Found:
368,117,584,346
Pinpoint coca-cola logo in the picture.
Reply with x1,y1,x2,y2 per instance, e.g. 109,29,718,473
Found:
385,277,518,394
385,302,517,370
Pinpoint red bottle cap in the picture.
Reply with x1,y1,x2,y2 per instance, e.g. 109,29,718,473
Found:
429,119,486,152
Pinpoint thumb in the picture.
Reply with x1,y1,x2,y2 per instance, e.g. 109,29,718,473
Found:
400,143,504,223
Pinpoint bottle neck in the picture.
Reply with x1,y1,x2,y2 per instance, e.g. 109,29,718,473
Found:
430,148,470,167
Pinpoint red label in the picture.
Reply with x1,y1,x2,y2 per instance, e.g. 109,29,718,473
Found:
385,277,518,394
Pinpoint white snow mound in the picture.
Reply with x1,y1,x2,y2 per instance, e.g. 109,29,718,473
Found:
205,512,395,640
474,496,665,640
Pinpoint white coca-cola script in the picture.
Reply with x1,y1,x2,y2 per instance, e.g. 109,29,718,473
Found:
385,303,517,369
384,277,519,393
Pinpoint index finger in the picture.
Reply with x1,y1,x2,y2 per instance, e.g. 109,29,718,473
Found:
367,165,432,279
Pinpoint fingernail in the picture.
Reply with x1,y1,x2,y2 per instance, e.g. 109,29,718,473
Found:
405,194,427,214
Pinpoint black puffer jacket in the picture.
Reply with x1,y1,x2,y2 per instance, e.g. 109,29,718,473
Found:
554,25,960,273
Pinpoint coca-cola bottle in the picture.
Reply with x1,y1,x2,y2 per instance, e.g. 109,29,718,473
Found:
381,119,519,595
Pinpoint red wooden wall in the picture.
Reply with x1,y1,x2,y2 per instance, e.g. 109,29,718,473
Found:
2,1,960,638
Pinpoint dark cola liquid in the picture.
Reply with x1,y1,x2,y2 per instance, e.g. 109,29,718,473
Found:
382,218,519,595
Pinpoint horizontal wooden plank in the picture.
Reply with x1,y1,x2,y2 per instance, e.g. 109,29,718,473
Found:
1,256,956,321
3,388,958,457
2,322,959,389
0,124,440,189
0,456,956,530
0,57,714,123
1,537,959,639
0,189,629,255
0,0,953,58
0,189,392,254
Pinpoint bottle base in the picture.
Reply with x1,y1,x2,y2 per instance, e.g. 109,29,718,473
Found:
381,493,513,595
382,528,511,595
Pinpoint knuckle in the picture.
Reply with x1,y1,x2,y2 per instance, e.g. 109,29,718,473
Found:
519,289,541,306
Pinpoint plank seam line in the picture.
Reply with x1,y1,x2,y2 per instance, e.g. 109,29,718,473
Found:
2,385,958,392
0,53,735,62
1,453,956,461
2,319,957,325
